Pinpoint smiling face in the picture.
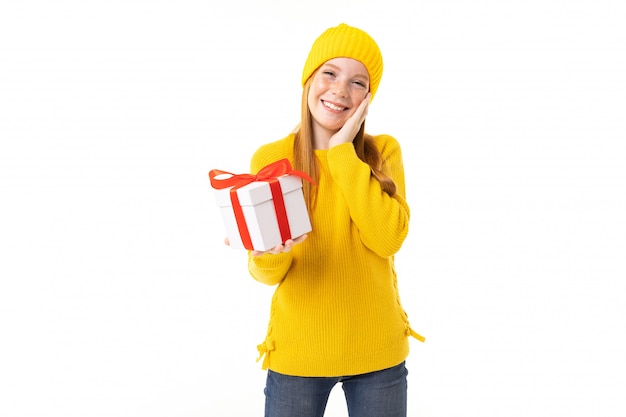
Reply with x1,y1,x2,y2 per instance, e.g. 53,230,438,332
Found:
307,57,370,144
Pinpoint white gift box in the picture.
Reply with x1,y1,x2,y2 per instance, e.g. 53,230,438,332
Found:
213,174,312,251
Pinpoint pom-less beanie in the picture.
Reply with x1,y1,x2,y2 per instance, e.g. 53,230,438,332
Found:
302,23,383,101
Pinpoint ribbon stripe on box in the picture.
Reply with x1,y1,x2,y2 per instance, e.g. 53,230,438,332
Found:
209,159,315,251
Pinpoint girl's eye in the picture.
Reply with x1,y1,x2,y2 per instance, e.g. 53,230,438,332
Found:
323,71,335,76
353,81,366,88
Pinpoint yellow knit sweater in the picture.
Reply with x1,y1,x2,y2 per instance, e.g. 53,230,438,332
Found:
248,133,423,377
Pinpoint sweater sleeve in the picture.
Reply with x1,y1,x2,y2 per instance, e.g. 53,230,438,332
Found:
326,135,410,257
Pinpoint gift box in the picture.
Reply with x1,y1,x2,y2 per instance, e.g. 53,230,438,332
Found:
209,159,314,251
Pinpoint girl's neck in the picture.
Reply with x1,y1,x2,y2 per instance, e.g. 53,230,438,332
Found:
312,124,335,150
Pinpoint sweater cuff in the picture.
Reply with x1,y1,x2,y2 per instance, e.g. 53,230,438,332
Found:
327,142,358,161
248,251,293,286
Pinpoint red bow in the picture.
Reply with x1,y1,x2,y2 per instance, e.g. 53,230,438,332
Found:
209,158,315,190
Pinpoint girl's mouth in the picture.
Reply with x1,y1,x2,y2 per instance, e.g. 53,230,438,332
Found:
322,100,346,111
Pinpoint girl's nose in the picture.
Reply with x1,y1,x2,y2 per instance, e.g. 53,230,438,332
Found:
331,80,348,97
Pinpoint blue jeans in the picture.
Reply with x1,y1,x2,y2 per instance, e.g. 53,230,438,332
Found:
264,362,408,417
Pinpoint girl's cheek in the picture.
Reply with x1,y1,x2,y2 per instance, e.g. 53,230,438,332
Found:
352,86,368,99
348,91,366,106
315,78,331,91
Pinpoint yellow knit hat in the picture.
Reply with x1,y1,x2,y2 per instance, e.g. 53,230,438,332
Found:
302,23,383,100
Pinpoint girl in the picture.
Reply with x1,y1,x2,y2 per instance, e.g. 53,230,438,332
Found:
243,23,423,417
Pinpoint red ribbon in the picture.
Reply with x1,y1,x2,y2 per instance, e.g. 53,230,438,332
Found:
209,158,315,250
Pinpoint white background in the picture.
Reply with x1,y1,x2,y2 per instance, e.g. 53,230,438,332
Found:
1,1,625,416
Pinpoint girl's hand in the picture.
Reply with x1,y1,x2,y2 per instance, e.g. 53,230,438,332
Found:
328,93,371,148
251,234,308,257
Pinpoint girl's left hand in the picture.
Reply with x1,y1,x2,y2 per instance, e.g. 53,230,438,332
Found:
328,93,371,148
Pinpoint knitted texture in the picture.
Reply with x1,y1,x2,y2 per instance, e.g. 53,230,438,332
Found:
302,23,384,100
247,134,423,377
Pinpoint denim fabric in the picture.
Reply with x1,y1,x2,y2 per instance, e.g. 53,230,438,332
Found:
264,362,408,417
